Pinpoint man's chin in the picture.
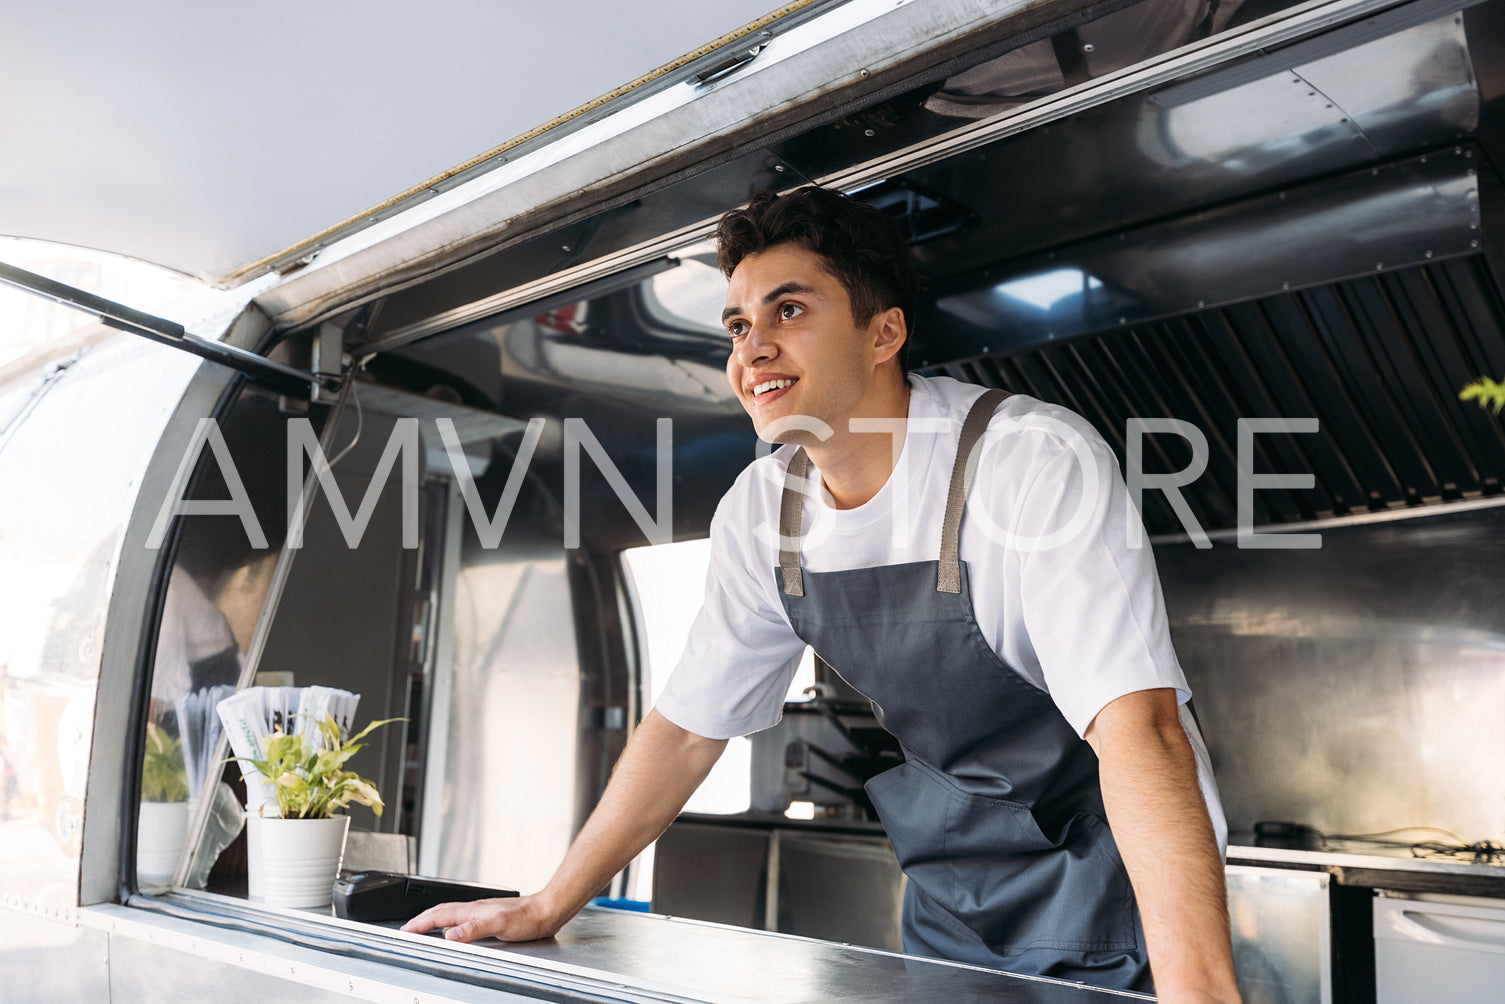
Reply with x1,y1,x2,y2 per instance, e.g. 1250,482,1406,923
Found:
753,414,831,448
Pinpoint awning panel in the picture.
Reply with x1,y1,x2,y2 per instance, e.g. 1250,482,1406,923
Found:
0,0,784,282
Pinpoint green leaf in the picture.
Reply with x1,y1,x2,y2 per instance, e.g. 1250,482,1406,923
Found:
142,721,188,802
1460,376,1505,415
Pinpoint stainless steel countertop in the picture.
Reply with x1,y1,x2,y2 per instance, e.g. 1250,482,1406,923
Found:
159,888,1153,1002
1227,838,1505,895
462,906,1153,1003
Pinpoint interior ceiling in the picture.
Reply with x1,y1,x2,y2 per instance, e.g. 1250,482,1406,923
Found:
0,0,783,283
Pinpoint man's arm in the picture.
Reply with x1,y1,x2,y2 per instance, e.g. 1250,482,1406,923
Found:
1084,688,1240,1004
402,709,726,943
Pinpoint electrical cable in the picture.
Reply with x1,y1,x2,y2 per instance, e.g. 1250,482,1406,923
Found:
322,356,374,471
1323,826,1504,863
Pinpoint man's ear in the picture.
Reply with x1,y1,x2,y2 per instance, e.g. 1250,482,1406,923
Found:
870,306,908,365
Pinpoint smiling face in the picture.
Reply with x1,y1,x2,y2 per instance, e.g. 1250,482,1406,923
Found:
722,243,907,445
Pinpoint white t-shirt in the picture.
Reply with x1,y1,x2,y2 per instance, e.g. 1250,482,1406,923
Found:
656,374,1226,849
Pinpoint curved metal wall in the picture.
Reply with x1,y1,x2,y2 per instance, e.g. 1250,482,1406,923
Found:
0,330,203,919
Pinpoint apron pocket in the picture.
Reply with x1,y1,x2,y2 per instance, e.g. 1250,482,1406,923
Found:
867,760,1136,955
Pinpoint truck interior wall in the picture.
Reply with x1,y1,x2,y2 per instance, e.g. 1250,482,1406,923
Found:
414,445,584,893
933,246,1505,841
1159,504,1505,840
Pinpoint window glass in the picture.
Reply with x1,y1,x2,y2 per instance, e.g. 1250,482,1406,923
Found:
620,539,814,900
640,259,728,334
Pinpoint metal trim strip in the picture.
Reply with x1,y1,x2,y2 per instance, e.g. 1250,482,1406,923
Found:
1148,491,1505,545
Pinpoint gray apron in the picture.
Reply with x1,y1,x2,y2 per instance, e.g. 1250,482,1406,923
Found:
775,389,1150,991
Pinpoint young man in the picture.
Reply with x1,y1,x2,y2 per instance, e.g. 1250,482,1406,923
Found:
406,188,1239,1001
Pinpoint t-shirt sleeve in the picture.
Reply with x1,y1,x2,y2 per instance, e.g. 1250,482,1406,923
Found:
653,492,808,740
1008,418,1191,738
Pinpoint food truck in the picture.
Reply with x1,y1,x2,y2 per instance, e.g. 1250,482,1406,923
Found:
2,0,1504,999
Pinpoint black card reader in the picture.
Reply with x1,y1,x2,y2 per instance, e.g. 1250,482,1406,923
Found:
333,871,519,923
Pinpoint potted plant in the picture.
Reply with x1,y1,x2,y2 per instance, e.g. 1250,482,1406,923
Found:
237,713,400,908
138,721,190,886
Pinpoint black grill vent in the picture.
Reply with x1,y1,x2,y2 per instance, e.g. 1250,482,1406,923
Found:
936,257,1505,536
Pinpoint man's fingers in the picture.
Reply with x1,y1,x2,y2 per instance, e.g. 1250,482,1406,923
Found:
399,896,559,944
444,921,479,942
400,901,470,934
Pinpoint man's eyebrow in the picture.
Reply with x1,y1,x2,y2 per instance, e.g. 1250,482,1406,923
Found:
722,281,820,323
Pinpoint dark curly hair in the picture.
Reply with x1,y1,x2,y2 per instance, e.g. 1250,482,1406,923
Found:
715,187,915,372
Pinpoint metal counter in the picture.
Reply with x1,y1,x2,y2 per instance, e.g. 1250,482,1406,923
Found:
466,906,1152,1003
1228,841,1505,897
95,892,1160,1003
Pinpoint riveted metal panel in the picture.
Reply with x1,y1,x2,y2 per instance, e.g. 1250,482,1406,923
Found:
0,907,110,1002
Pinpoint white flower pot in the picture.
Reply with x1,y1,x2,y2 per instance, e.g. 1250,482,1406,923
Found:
137,800,190,887
247,814,350,909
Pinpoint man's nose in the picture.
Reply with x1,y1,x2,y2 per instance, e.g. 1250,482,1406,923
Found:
734,322,776,366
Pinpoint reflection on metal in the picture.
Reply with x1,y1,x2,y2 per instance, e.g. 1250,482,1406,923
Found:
425,555,581,895
0,352,81,456
1225,866,1332,1004
654,818,905,953
1148,0,1480,109
0,331,205,918
0,907,110,1000
932,148,1482,351
819,0,1418,196
1157,505,1505,842
1293,13,1477,156
1157,69,1373,166
921,0,1212,119
873,7,1482,285
655,819,772,930
504,902,1143,1002
96,888,1146,1003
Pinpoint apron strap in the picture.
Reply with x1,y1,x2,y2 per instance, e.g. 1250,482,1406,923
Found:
779,447,811,596
938,388,1012,593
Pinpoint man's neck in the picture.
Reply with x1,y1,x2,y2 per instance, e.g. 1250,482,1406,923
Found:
805,378,912,510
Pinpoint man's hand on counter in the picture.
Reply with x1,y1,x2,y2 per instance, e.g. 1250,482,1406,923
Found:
403,710,727,946
401,893,566,943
